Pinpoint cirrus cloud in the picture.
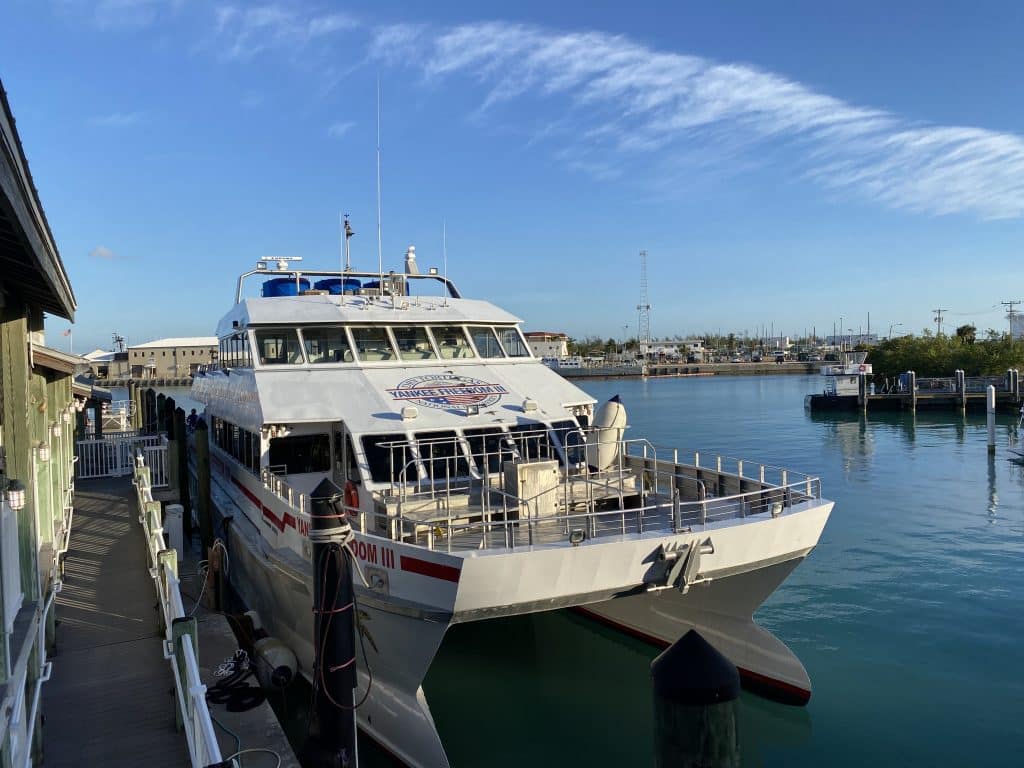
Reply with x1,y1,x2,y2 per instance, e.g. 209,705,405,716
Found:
371,21,1024,220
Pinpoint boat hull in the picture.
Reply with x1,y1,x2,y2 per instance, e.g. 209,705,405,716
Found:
578,557,813,704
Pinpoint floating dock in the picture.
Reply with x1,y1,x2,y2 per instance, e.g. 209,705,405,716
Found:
807,369,1022,413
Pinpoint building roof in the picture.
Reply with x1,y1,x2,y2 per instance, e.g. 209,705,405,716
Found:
0,79,76,319
130,336,219,349
29,343,88,375
523,331,568,339
83,348,112,360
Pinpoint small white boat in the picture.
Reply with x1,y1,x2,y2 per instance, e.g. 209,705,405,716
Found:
192,252,834,767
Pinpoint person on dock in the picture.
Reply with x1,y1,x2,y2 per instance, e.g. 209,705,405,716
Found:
186,408,198,433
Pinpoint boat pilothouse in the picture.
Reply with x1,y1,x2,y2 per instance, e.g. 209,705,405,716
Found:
192,253,834,767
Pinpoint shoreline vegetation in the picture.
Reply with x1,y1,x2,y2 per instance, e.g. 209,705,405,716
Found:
867,329,1024,378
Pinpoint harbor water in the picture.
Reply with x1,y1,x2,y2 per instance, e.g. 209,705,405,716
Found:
153,376,1024,765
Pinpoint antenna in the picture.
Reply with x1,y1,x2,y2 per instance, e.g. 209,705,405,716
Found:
1002,299,1021,338
376,76,383,291
342,213,354,272
637,250,652,348
442,219,449,307
932,308,947,336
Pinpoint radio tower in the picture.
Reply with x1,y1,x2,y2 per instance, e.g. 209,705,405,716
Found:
1002,299,1021,338
932,308,947,336
637,250,652,348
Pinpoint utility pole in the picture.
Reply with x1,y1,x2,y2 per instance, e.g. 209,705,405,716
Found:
932,308,947,336
1002,299,1021,339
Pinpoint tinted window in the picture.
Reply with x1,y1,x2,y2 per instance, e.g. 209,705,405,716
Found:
549,419,582,465
255,328,304,365
464,427,516,475
432,326,476,360
392,326,437,361
508,423,554,461
303,327,353,364
268,434,330,474
351,328,397,362
361,433,417,483
498,328,530,357
416,431,470,481
468,326,505,358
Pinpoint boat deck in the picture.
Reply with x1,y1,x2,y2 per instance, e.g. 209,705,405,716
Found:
43,478,189,768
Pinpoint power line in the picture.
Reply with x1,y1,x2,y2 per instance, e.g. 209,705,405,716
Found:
932,308,947,336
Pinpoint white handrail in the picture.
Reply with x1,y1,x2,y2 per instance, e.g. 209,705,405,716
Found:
133,452,223,767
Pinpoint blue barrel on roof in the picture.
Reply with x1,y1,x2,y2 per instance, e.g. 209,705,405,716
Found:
363,280,380,292
314,278,343,294
262,277,310,297
343,277,361,293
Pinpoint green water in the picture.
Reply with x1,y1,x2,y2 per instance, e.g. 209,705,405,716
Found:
419,374,1024,767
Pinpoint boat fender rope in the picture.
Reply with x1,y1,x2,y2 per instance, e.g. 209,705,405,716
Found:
312,600,354,615
329,656,356,672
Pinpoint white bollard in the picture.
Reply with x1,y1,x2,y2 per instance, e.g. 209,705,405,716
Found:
987,385,996,454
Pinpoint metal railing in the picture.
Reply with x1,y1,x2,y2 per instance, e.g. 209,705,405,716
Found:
77,433,168,484
342,428,823,552
133,454,223,767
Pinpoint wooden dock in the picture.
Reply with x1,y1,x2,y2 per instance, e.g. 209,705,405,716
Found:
807,369,1022,413
43,478,189,767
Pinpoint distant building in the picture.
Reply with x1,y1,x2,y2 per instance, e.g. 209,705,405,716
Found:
523,331,569,359
762,336,792,350
128,336,218,378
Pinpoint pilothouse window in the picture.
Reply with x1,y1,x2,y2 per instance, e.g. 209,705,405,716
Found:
432,326,475,359
498,328,531,358
468,326,505,358
303,327,353,364
392,326,437,361
255,329,304,365
352,328,397,362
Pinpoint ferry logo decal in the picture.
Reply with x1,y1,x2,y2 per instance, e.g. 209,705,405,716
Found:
387,374,509,410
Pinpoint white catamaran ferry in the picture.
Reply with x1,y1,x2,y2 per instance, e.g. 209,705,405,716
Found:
192,252,833,767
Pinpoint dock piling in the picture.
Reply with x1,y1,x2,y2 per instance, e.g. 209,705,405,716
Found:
306,479,359,768
651,629,740,768
987,386,996,454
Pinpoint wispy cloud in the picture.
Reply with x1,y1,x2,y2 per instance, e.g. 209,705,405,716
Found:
87,111,144,127
89,246,117,259
327,120,355,139
213,4,358,60
372,21,1024,220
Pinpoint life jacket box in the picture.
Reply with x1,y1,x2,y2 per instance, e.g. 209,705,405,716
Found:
503,460,560,519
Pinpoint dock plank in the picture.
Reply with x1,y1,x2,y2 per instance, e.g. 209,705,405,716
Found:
44,478,189,768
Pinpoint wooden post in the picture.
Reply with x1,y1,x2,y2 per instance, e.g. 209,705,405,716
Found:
194,418,213,556
130,380,142,431
909,371,917,412
156,392,166,434
174,407,192,542
987,385,997,455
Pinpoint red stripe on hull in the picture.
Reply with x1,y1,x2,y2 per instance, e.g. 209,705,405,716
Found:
573,606,811,706
231,474,293,532
399,555,461,583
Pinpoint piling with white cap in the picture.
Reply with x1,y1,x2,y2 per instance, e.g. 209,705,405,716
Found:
987,385,996,454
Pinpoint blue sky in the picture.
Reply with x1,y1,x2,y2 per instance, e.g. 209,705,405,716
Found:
3,0,1024,352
